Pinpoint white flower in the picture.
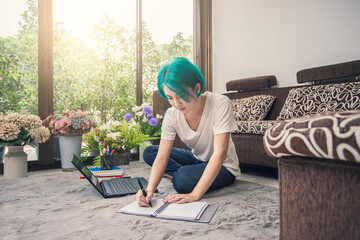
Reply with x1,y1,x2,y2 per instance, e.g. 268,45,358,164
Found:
99,124,110,131
143,117,148,123
132,106,142,112
156,114,163,120
141,102,150,107
107,132,120,140
111,120,121,127
136,111,144,117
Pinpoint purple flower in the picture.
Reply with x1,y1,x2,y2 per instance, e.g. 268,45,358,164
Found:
124,113,133,122
148,118,158,127
143,106,152,115
146,114,154,120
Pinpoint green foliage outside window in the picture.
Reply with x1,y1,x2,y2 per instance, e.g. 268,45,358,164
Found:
0,0,193,123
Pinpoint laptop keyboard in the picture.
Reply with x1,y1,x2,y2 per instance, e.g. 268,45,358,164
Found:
100,177,150,197
111,178,140,193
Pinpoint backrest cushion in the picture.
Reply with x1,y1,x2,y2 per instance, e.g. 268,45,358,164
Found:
231,95,276,121
277,81,360,120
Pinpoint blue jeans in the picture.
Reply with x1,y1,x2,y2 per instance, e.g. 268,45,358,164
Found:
143,145,236,194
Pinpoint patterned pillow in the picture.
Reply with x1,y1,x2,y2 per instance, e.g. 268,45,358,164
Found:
233,120,279,135
277,81,360,120
231,95,276,121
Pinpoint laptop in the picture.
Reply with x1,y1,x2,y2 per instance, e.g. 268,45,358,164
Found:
71,154,150,198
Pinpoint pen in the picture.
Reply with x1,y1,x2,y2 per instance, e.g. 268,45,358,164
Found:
137,178,152,207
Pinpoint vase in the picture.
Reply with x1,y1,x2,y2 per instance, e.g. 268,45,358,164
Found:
112,152,131,166
58,134,82,171
4,146,28,179
139,141,153,163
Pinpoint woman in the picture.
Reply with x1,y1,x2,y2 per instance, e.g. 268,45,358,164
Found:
136,57,240,206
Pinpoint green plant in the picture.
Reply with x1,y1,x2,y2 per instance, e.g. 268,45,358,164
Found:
80,129,101,162
95,120,155,154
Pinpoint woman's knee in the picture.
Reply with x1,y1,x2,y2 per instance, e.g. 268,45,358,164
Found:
143,145,159,166
172,167,201,194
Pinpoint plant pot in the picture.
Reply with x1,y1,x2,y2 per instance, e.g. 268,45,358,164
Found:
58,134,82,171
112,152,131,166
88,150,100,157
4,146,28,179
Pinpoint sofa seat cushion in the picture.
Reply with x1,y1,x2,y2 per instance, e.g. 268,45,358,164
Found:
233,120,279,135
276,81,360,120
264,110,360,162
231,95,276,121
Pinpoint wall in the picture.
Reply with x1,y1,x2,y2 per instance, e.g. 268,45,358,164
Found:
212,0,360,93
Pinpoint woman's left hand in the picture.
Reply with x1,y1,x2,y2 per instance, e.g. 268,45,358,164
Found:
163,193,199,204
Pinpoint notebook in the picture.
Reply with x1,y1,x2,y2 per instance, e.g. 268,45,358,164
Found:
118,198,219,223
71,154,148,198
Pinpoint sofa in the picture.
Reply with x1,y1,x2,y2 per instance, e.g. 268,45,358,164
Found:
153,60,360,170
261,61,360,239
263,110,360,240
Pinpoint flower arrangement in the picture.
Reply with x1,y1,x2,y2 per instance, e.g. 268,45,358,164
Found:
0,113,51,147
124,103,163,138
94,119,154,154
42,109,97,135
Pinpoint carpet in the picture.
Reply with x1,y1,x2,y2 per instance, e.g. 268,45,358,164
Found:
0,162,279,240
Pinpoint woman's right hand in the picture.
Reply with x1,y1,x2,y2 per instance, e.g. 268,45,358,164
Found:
136,189,154,207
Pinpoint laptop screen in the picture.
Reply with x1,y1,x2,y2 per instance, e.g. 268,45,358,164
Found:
71,154,101,188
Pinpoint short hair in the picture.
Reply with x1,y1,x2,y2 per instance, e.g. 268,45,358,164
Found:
157,57,205,102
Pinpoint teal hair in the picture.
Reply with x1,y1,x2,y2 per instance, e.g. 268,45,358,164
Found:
157,57,205,102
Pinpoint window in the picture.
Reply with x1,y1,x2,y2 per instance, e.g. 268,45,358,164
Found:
142,0,193,104
0,0,39,162
1,0,195,170
53,0,137,123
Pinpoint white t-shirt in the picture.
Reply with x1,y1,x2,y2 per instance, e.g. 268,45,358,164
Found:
161,91,241,176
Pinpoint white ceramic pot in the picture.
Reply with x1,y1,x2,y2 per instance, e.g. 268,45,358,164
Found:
4,146,28,179
58,134,82,171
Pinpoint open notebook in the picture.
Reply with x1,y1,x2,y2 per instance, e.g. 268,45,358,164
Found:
118,198,218,223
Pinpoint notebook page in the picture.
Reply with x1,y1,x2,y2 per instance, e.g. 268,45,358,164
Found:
118,198,164,216
157,201,209,221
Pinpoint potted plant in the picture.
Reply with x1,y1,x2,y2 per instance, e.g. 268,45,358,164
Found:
0,113,51,178
82,129,100,163
125,103,163,162
42,109,97,171
92,119,155,167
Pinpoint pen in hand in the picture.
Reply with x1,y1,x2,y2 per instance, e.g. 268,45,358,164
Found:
138,179,152,207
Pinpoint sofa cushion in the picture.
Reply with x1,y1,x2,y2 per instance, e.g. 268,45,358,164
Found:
264,110,360,162
296,59,360,84
233,120,279,135
277,81,360,120
226,75,277,92
231,95,276,121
